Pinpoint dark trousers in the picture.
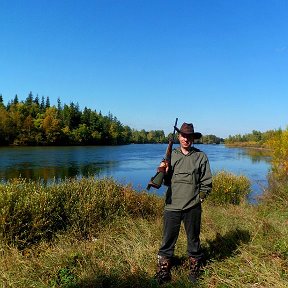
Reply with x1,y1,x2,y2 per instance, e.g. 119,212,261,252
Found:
158,204,203,259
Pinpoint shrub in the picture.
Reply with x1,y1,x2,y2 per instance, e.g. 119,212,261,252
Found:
267,128,288,180
209,171,251,205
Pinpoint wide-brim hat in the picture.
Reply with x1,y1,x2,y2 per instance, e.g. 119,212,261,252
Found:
174,122,202,139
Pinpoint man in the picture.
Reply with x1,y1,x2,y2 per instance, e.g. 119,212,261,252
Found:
155,122,212,284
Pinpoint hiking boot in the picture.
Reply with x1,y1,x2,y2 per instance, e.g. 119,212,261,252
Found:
188,256,201,283
154,255,172,284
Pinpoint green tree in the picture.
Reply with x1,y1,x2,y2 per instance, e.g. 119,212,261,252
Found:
109,121,123,145
122,125,132,143
34,94,40,106
0,106,10,144
202,134,222,144
25,92,33,106
13,94,19,105
72,124,91,144
40,96,45,112
0,94,4,108
62,102,81,130
45,96,50,108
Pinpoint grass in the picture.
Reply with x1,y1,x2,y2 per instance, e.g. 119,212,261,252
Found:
1,172,288,287
0,177,162,249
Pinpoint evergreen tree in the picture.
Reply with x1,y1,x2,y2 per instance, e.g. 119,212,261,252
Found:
45,96,50,108
40,96,45,111
25,91,33,106
13,94,19,105
0,94,4,108
57,97,62,111
34,94,40,106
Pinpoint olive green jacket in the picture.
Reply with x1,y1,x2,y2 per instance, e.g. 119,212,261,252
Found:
164,146,212,211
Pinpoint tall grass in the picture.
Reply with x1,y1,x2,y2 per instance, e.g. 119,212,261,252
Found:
1,169,288,287
0,177,163,249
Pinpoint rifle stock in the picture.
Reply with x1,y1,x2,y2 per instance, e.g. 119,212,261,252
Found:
146,118,178,190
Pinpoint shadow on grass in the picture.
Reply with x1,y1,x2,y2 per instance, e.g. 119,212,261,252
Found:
203,228,251,262
171,228,251,269
77,273,195,288
75,271,160,288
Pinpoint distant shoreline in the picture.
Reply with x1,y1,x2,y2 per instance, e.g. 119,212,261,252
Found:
225,143,271,151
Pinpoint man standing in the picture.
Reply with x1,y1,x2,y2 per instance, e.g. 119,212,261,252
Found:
155,122,212,284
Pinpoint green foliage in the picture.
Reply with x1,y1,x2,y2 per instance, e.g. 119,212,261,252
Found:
201,134,224,144
0,93,169,145
50,254,82,288
0,106,11,144
0,178,163,249
209,171,251,205
50,267,79,288
225,129,281,148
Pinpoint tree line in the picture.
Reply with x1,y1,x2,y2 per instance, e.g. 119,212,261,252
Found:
225,129,282,148
0,93,223,146
0,93,165,145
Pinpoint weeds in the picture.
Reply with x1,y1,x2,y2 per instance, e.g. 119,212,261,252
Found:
0,177,163,249
1,169,288,287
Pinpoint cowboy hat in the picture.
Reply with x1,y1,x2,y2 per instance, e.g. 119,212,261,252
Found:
174,122,202,139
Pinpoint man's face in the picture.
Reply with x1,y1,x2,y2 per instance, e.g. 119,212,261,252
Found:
179,133,194,149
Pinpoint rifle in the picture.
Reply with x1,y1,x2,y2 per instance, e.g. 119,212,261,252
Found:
146,118,178,190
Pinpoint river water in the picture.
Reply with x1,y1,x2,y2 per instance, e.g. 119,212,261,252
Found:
0,144,271,203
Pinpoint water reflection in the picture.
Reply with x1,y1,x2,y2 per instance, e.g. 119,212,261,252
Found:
0,163,106,183
241,148,271,163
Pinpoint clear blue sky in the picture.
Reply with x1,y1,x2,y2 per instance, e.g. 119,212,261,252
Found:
1,0,287,138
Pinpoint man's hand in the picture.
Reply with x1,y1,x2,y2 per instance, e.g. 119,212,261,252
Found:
199,191,206,203
157,161,169,174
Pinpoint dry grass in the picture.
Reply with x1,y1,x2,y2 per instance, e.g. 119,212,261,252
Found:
1,174,288,287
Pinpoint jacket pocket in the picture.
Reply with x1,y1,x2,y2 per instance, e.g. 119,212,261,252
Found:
173,171,193,184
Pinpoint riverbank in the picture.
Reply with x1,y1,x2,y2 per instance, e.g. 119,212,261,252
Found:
225,141,270,150
1,175,287,287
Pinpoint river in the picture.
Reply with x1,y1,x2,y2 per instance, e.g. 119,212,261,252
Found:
0,144,271,203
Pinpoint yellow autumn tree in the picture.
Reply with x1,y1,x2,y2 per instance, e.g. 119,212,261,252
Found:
42,107,61,144
267,128,288,179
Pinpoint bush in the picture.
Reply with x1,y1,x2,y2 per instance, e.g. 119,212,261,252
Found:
267,128,288,180
209,171,251,205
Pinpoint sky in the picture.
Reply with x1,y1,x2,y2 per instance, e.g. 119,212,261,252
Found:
0,0,287,138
